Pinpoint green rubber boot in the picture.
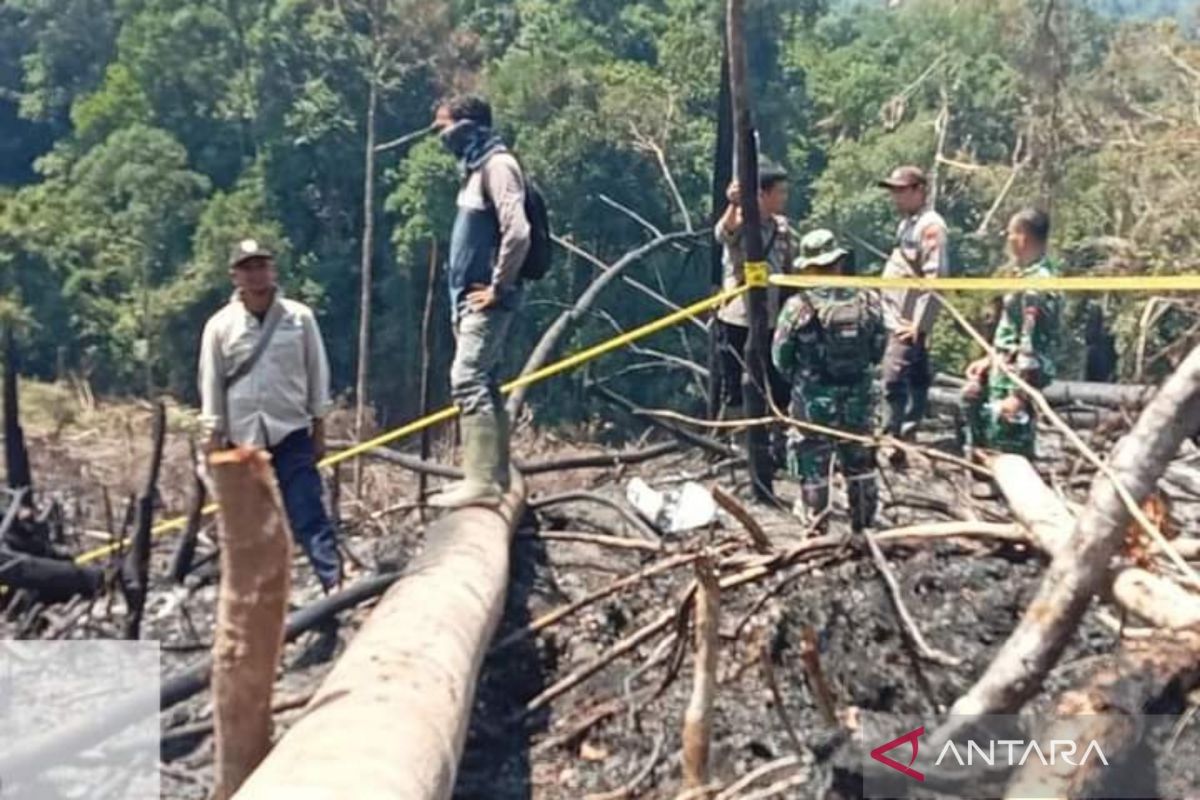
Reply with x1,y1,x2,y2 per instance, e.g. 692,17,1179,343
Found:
428,414,503,508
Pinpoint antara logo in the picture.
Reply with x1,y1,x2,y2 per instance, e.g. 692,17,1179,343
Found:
870,726,925,782
870,725,1111,783
935,739,1109,768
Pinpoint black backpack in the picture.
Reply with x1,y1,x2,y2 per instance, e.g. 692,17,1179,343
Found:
817,296,874,384
519,177,552,281
481,154,552,282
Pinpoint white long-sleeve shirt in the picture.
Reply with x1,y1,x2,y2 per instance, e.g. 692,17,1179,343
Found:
198,290,332,447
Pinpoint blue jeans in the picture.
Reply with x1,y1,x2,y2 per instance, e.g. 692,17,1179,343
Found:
270,428,340,591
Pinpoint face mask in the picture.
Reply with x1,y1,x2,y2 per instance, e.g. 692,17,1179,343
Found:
439,119,479,159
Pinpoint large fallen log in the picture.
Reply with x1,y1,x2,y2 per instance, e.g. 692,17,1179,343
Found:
935,374,1155,409
1043,380,1156,409
989,455,1075,555
209,449,293,799
0,548,104,601
233,476,527,800
927,387,1127,432
1111,568,1200,630
943,345,1200,726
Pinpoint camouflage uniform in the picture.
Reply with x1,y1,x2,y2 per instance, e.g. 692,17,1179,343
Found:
773,287,887,531
961,256,1062,457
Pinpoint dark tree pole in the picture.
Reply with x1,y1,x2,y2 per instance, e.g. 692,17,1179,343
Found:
726,0,773,500
707,44,734,421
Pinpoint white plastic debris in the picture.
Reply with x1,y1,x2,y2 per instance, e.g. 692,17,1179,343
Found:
625,478,717,535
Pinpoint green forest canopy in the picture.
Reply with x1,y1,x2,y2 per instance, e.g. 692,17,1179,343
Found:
2,0,1199,428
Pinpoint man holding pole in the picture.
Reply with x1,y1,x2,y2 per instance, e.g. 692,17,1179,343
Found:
713,159,795,420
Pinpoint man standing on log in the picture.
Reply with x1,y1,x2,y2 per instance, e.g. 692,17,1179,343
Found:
198,239,341,593
773,230,885,532
714,159,795,467
429,95,531,508
962,208,1061,459
878,165,950,467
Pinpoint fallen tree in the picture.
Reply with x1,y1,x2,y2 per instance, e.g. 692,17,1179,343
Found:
941,344,1200,728
233,477,527,800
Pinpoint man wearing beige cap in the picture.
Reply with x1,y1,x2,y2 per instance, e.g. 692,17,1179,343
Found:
877,165,950,464
198,238,341,594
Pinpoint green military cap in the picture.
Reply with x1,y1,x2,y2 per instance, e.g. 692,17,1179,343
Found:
795,228,849,271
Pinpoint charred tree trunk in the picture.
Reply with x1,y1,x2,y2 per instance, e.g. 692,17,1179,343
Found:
3,327,32,497
681,556,720,795
708,46,734,421
169,437,209,584
121,402,166,639
726,0,773,500
209,448,292,800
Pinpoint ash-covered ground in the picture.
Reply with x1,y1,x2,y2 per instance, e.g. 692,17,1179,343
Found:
5,401,1200,800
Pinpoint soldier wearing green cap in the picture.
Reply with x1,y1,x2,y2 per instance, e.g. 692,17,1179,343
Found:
961,208,1061,459
772,229,886,532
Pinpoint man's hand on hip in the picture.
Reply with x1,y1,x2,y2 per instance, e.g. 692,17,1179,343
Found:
466,284,498,312
895,321,918,343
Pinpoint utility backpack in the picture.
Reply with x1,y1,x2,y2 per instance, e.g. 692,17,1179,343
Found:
480,153,552,282
817,296,874,383
519,177,552,281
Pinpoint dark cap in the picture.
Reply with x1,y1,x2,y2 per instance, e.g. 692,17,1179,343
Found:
758,158,788,184
877,165,927,190
229,238,273,268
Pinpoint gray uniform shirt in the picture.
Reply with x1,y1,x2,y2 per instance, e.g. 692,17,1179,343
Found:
715,214,794,328
881,208,950,336
198,290,332,447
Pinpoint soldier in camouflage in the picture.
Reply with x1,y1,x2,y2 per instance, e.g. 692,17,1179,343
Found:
772,230,887,532
961,208,1062,458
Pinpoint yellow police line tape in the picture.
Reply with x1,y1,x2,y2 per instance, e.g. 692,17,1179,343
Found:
770,273,1200,292
73,284,752,566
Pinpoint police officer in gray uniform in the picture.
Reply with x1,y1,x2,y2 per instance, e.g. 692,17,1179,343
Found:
877,166,950,465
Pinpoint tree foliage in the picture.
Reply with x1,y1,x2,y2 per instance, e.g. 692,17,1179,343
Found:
1,0,1198,419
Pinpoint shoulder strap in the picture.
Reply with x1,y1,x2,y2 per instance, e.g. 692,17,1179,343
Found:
225,302,285,391
477,151,525,210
